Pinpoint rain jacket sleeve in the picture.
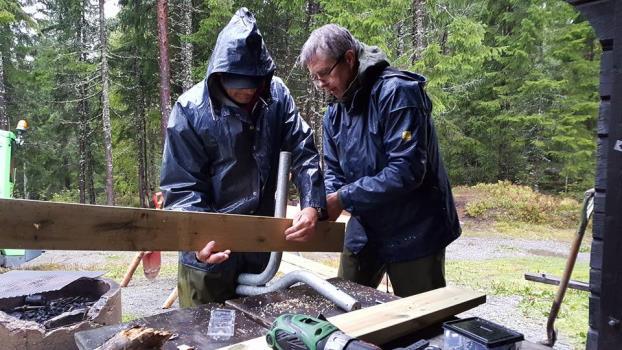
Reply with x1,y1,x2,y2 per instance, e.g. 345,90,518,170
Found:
322,110,347,194
280,89,326,210
160,102,214,212
338,88,429,215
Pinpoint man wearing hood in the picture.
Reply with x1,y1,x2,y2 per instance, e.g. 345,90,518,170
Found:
299,24,461,297
160,8,327,307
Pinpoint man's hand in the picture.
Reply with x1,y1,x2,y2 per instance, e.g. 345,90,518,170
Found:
284,207,318,242
195,241,231,264
326,192,343,221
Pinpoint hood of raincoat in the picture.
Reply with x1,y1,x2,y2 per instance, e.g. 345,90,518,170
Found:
160,8,326,274
339,42,390,106
206,7,277,108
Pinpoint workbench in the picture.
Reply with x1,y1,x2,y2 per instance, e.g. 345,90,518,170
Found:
74,278,550,350
75,278,395,349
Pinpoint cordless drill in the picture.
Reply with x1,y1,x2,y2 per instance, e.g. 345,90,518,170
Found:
266,314,381,350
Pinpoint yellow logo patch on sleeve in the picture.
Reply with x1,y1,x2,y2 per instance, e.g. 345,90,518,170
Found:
402,131,412,142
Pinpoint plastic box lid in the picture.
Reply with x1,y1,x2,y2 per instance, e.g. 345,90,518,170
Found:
443,317,524,347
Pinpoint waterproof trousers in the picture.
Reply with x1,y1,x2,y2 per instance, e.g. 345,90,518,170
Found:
338,246,446,297
177,252,270,307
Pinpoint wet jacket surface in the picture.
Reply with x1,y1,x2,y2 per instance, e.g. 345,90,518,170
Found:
323,44,461,263
160,8,326,272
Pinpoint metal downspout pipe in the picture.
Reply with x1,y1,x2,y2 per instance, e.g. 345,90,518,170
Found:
236,152,290,287
235,152,360,312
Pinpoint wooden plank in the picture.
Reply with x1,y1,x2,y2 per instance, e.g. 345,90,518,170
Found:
597,99,610,137
279,253,394,293
594,190,606,214
218,286,486,349
281,252,337,278
587,328,599,349
592,212,605,240
570,0,615,43
590,268,602,295
599,47,614,98
590,238,604,269
596,138,609,191
0,198,344,252
590,293,601,329
595,2,622,347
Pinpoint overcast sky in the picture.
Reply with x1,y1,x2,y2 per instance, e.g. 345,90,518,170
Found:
105,0,120,19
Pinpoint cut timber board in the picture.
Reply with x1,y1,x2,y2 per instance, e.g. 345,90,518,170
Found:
0,198,344,252
218,286,486,349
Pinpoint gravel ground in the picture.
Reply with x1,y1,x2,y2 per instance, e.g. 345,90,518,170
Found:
452,236,578,349
447,236,589,262
458,295,572,350
9,236,582,349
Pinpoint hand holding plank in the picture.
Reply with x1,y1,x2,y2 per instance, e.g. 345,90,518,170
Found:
195,241,231,264
284,207,318,242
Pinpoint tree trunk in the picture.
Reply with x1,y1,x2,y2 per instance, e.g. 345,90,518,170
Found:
303,0,324,161
87,141,96,204
77,6,88,204
78,93,88,204
0,51,8,131
99,0,115,205
411,0,426,63
22,162,28,199
157,0,172,141
181,0,193,92
396,21,404,57
133,52,149,208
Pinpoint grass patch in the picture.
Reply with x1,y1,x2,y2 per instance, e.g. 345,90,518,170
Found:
454,181,581,228
447,257,588,348
12,257,178,283
460,220,584,243
122,313,139,323
102,261,178,282
320,258,339,269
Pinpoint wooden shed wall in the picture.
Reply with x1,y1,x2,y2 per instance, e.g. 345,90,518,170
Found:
569,1,622,349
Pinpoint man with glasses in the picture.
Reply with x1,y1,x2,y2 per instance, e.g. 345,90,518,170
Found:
160,8,327,307
299,24,461,297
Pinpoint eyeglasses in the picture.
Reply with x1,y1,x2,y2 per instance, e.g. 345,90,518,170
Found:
309,54,344,83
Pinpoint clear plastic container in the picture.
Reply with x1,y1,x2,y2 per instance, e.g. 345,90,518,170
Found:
443,317,524,350
207,308,236,340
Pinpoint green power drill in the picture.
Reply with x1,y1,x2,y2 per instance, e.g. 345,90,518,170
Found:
266,314,382,350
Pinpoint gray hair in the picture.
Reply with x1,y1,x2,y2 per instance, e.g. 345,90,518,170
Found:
299,24,360,67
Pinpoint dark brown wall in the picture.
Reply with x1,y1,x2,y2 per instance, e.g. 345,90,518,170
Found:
569,1,622,349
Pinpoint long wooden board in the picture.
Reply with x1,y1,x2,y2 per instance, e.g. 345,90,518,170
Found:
0,198,344,252
218,286,486,349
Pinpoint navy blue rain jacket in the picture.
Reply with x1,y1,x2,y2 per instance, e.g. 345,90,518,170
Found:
160,8,326,272
323,46,461,263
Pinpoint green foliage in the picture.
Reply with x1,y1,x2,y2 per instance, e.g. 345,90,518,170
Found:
461,181,580,227
1,0,601,204
399,0,598,192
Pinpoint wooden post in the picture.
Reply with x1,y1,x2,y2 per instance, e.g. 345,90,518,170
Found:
120,252,145,287
162,287,178,309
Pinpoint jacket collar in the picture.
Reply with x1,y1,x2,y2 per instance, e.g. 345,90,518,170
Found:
337,42,390,113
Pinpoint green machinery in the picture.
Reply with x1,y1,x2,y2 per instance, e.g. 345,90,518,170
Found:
0,120,41,267
266,314,381,350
